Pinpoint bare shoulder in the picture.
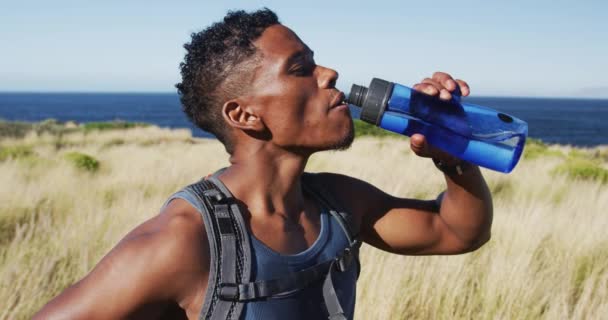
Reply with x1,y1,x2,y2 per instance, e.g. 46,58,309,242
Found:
305,172,389,227
144,197,210,273
117,197,211,311
126,197,209,257
33,198,210,319
116,197,210,281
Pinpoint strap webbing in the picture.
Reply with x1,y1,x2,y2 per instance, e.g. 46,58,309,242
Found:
189,178,251,320
213,203,237,319
217,238,360,303
220,258,332,301
323,261,346,320
189,180,224,320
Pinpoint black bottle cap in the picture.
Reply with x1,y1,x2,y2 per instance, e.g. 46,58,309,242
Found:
348,84,368,107
347,78,394,125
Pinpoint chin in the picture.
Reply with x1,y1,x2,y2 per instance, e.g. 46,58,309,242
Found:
290,120,355,154
326,121,355,151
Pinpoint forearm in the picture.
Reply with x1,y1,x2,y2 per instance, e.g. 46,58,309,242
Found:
437,165,493,249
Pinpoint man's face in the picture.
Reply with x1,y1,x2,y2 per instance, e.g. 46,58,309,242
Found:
244,24,354,153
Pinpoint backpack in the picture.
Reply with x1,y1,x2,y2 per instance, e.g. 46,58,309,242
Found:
185,172,361,320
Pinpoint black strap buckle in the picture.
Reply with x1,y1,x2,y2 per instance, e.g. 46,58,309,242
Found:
203,189,226,203
335,248,353,272
334,240,361,272
218,282,239,301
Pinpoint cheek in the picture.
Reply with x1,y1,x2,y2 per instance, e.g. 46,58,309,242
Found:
250,74,325,141
262,88,320,130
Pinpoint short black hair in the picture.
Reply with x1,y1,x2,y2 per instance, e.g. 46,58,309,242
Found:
176,8,280,153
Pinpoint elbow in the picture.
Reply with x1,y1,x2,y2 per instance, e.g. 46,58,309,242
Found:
471,231,491,251
461,230,491,253
465,208,493,253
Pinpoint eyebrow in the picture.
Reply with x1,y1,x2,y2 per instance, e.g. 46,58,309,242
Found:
285,46,315,67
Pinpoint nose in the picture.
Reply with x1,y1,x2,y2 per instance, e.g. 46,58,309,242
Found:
316,65,339,89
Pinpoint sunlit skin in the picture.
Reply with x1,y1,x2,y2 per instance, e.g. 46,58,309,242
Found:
223,25,354,155
34,24,492,319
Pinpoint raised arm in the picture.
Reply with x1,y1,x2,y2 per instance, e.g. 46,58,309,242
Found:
322,72,493,255
33,199,209,319
320,167,492,256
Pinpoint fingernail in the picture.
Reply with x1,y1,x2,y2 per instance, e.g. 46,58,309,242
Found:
440,89,451,100
446,79,455,90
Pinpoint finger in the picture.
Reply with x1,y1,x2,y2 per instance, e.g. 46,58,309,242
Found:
432,72,456,91
415,82,452,100
439,88,452,101
455,79,470,96
413,83,439,96
421,77,445,91
410,134,430,157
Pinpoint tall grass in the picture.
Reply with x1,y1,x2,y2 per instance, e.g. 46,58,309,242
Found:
1,125,607,319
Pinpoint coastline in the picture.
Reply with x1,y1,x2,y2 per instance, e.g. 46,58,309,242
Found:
3,92,608,146
2,118,607,147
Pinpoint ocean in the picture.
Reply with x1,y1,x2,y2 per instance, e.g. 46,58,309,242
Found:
1,93,607,146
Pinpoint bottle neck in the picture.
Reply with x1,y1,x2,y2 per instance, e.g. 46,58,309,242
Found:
347,104,362,120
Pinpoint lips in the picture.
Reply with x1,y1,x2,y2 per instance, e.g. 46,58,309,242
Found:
329,91,346,109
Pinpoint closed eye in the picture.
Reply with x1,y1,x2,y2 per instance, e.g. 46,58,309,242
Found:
290,63,315,76
287,49,315,76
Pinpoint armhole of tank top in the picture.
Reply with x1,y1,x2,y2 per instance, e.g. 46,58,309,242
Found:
160,189,207,214
161,189,218,320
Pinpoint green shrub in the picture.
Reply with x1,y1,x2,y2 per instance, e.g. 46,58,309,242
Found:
526,137,546,146
64,152,100,172
34,119,68,136
0,119,81,138
0,145,34,161
523,143,547,160
523,138,563,160
0,120,33,138
354,120,399,138
567,149,589,160
552,158,608,184
83,121,148,131
566,148,608,163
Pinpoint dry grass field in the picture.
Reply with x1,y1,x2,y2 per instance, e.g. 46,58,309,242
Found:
1,123,607,319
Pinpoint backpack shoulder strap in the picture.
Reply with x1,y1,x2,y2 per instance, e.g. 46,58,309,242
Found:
185,177,252,320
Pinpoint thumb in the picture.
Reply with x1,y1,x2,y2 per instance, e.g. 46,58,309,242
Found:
410,134,430,157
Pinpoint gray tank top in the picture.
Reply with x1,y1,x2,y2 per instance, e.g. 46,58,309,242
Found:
162,184,358,319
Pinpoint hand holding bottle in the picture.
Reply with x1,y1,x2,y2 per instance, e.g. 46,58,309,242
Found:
408,72,471,165
411,71,470,101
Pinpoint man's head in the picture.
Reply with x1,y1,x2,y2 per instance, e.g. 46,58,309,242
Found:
176,8,353,155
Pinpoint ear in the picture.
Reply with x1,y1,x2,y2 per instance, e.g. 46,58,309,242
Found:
221,99,265,132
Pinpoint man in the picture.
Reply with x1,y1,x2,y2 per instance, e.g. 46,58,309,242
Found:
34,8,492,320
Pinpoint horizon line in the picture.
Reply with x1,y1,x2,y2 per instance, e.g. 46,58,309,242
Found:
1,90,608,101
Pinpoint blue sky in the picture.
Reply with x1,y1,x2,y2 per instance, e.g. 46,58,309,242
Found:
1,0,607,97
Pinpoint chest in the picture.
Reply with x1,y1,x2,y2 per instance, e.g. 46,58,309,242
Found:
247,212,322,256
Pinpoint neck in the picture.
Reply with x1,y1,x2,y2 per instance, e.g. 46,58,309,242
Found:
217,142,311,220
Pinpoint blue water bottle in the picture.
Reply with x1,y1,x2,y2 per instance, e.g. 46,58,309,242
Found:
347,78,528,173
